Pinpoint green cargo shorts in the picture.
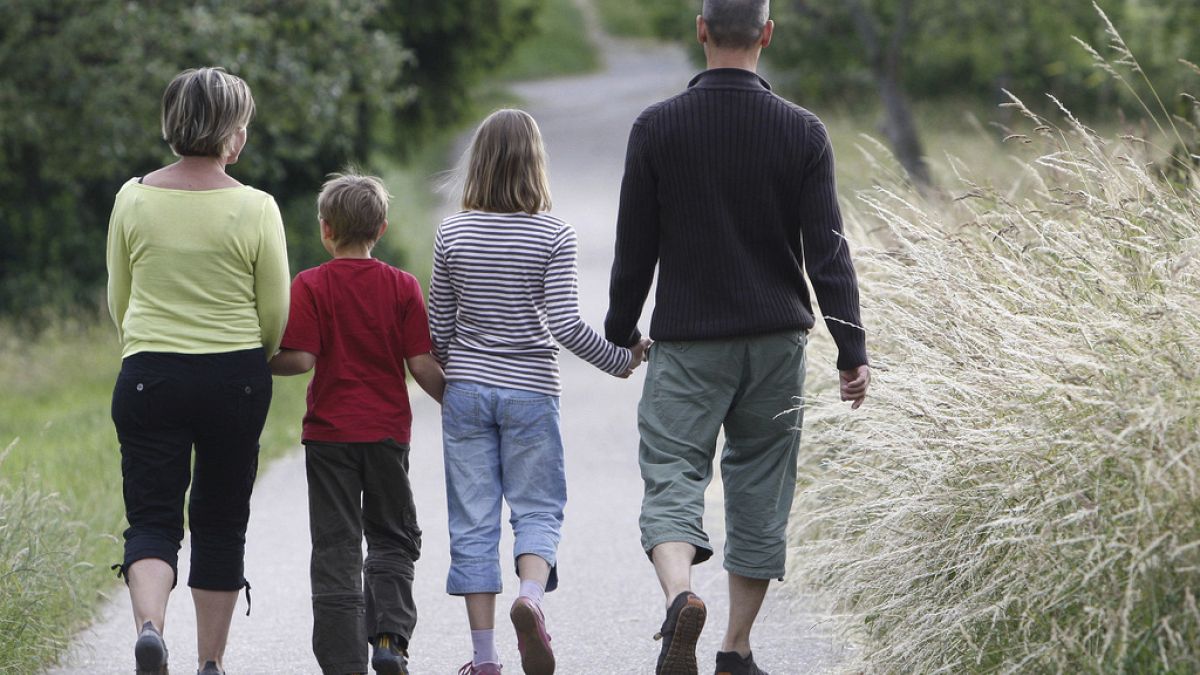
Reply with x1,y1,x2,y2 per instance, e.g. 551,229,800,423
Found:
637,330,807,580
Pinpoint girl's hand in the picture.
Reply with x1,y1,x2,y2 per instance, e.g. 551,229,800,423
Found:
619,338,653,378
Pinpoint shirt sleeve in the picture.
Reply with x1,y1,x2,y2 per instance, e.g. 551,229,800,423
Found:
400,273,434,358
279,273,321,356
254,196,291,357
105,187,132,344
799,119,868,370
427,226,457,365
604,115,660,347
548,226,634,375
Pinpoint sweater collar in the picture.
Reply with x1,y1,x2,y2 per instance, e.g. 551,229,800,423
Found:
688,68,772,92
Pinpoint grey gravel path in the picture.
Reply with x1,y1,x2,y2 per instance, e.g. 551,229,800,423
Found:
49,4,842,673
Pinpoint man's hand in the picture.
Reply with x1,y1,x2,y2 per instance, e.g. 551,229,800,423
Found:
840,364,870,410
619,338,653,378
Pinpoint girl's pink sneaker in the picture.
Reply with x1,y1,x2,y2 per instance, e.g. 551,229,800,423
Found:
510,596,555,675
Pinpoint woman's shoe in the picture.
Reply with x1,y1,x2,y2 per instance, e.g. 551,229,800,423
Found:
197,660,224,675
133,621,168,675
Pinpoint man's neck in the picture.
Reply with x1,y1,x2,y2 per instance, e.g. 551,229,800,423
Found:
705,48,760,73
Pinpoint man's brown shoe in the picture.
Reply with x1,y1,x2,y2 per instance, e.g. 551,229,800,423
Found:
654,592,706,675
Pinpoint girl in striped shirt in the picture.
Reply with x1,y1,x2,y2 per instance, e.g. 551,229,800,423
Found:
430,109,650,675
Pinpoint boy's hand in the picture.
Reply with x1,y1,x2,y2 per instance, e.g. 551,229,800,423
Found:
840,364,870,410
619,338,653,378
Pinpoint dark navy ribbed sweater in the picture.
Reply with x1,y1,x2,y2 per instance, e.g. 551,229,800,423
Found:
604,68,868,370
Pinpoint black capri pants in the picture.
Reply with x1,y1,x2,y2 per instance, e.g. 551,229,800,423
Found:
111,348,271,591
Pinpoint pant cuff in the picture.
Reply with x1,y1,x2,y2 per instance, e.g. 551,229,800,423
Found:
642,533,714,565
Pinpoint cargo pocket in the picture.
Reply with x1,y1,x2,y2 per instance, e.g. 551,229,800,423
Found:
225,375,272,434
112,373,168,430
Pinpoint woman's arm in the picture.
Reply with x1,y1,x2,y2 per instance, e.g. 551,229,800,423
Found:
255,197,291,357
105,191,132,342
406,353,446,404
269,349,316,376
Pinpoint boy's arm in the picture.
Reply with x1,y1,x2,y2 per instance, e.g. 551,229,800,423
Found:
406,353,445,404
269,349,316,376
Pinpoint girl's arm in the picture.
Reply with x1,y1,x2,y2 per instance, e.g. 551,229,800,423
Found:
427,228,456,365
406,353,445,404
269,349,315,376
544,226,638,377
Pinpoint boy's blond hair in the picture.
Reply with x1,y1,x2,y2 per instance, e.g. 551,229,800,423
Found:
161,67,255,158
318,173,391,248
462,109,552,215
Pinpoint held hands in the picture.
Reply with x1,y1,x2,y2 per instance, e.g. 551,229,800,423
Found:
840,364,870,410
619,337,653,378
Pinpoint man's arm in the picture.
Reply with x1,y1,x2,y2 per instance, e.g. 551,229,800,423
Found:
798,118,868,373
604,116,660,347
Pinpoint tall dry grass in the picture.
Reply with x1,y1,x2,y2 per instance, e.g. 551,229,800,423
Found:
789,16,1200,674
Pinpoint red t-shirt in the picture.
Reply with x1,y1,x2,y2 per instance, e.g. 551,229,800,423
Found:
280,258,433,443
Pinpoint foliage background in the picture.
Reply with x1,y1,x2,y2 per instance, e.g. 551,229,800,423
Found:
0,0,540,315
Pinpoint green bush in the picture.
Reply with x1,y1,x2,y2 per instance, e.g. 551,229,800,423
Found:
789,53,1200,675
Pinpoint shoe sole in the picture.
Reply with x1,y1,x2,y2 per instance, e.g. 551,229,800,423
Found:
371,653,408,675
511,601,555,675
134,634,167,675
659,598,706,675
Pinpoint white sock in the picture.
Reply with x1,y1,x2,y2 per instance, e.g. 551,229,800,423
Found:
519,579,545,606
471,628,498,665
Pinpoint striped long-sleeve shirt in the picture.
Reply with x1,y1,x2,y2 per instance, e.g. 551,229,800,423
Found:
429,210,633,396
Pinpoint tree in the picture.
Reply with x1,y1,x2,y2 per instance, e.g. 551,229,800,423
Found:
0,0,541,316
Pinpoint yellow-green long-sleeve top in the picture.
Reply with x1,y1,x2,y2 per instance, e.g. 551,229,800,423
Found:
106,179,290,359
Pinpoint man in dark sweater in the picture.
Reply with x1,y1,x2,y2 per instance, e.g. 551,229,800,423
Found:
604,1,870,673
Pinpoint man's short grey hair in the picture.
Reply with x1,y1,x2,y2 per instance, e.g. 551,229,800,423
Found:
702,0,770,49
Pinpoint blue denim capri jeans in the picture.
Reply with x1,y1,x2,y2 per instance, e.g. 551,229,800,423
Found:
442,381,565,595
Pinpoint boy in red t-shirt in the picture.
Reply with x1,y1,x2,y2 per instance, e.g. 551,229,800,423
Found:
270,173,444,675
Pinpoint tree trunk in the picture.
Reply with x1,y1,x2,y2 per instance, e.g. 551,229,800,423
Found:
846,0,933,190
876,67,932,188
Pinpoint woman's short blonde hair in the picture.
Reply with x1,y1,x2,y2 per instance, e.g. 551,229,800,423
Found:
318,173,391,248
462,109,552,215
161,67,255,158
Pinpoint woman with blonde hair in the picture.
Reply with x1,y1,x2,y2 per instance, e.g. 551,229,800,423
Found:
106,66,289,675
429,109,650,675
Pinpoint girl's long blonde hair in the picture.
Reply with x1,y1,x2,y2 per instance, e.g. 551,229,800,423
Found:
461,109,552,215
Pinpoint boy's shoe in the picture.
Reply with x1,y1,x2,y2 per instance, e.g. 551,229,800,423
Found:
134,621,168,675
458,662,502,675
197,661,224,675
371,633,409,674
715,650,768,675
654,591,706,675
510,596,555,675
